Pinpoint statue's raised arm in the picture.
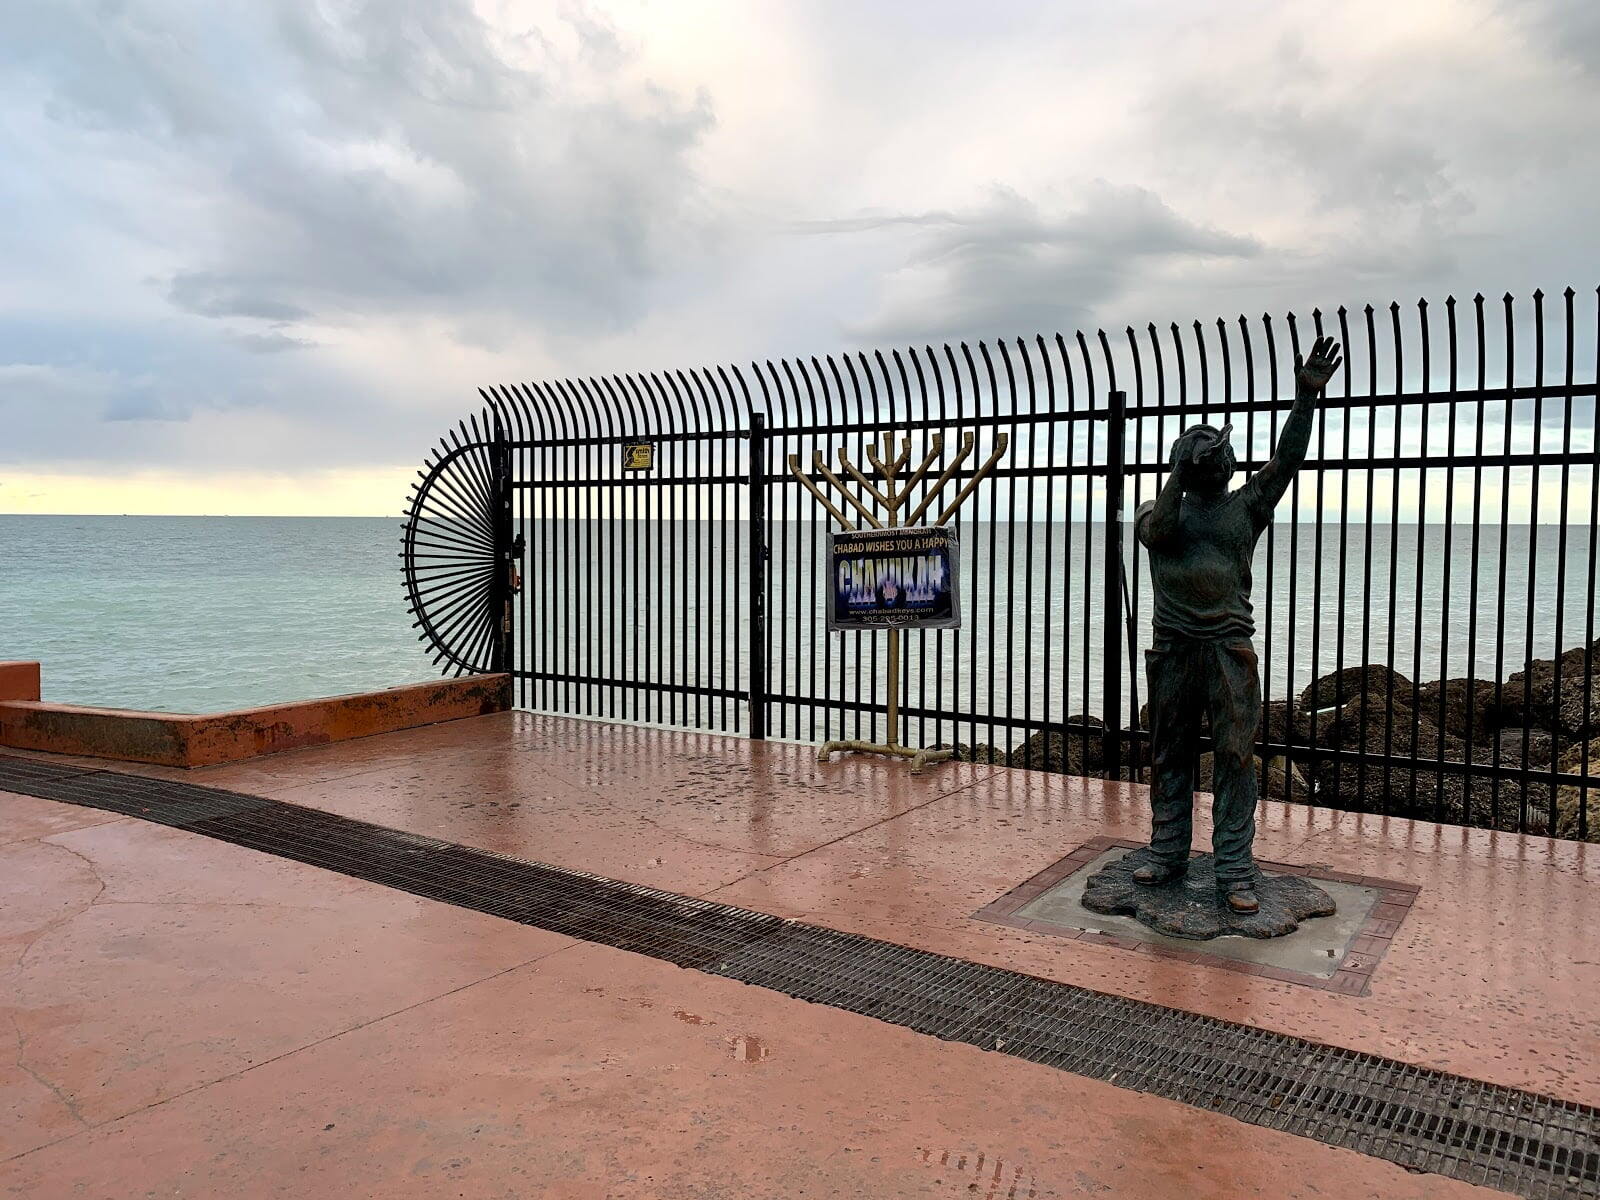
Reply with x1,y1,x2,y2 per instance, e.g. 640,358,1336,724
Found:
1243,335,1343,520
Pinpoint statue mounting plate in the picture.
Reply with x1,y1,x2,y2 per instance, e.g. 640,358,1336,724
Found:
1080,847,1336,940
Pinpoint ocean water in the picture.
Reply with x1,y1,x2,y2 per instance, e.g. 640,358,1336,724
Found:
2,515,1595,721
521,518,1600,740
0,516,425,712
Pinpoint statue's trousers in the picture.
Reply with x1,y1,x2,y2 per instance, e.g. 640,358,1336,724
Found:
1144,637,1261,883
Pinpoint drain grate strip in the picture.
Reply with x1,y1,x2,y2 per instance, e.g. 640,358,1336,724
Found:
4,754,1597,1199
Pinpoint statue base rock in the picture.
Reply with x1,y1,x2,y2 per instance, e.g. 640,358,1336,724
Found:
1080,849,1336,941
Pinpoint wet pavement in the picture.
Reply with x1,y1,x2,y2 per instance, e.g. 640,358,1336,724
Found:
4,710,1595,1197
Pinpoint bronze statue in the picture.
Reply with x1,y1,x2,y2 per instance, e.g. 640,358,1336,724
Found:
1132,336,1343,914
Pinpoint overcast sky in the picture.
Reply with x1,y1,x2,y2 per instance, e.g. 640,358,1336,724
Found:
2,0,1597,514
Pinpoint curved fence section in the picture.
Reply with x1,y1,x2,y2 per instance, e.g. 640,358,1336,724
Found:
400,413,508,677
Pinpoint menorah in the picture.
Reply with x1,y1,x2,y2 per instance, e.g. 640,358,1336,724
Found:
788,429,1009,771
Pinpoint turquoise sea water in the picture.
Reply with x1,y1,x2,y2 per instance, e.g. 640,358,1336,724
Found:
0,516,425,712
2,514,1593,718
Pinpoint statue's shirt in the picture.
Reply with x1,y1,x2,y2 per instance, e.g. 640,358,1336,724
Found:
1135,479,1275,643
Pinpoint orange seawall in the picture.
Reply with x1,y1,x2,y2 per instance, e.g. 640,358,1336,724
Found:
0,665,511,768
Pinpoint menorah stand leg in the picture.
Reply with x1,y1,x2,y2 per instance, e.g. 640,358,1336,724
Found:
816,739,956,773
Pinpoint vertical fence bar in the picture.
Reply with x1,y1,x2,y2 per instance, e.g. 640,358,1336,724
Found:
1584,288,1600,840
748,410,769,740
489,413,513,674
1436,298,1459,809
1411,300,1431,819
1102,388,1127,778
1492,295,1515,826
1552,288,1576,834
1466,297,1487,815
1077,335,1096,766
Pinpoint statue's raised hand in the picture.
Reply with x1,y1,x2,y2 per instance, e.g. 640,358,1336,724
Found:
1295,336,1343,397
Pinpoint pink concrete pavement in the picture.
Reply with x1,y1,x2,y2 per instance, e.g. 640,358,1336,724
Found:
45,708,1592,1105
2,787,1499,1199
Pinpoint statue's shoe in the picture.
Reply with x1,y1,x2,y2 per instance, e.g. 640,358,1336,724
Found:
1221,882,1260,914
1131,860,1187,886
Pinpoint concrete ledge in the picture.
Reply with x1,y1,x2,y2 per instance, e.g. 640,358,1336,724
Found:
0,673,511,768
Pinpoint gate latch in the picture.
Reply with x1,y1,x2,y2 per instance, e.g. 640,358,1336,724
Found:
507,533,526,595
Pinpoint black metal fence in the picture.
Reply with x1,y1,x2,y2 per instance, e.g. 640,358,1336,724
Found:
402,288,1600,841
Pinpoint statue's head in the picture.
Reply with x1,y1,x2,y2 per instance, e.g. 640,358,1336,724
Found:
1171,422,1235,494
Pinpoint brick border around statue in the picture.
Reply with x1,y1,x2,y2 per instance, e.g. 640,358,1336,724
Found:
973,836,1418,997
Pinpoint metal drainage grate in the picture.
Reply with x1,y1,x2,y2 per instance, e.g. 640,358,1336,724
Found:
3,755,1596,1199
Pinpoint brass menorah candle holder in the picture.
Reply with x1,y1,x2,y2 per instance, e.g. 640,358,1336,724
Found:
788,429,1008,771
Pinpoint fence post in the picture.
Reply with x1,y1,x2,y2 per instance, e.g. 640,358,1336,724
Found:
747,411,769,739
489,414,514,676
1102,390,1127,779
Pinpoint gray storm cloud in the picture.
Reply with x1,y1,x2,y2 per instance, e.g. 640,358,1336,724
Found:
0,0,718,472
804,184,1262,344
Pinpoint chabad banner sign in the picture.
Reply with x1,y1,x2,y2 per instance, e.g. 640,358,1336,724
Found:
827,526,960,631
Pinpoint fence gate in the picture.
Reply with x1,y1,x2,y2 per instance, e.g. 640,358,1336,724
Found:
403,375,767,736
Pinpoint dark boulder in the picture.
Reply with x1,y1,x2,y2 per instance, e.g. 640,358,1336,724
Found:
1259,698,1315,747
1305,695,1553,833
1009,731,1082,774
1554,738,1600,841
1413,677,1498,743
1491,639,1600,739
1310,695,1459,761
1009,716,1105,775
936,742,1009,765
1487,727,1555,769
1299,665,1415,714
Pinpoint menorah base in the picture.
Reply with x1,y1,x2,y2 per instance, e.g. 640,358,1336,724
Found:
816,739,956,773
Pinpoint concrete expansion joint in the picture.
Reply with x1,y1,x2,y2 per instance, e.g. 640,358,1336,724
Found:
0,912,586,1171
10,1014,87,1131
12,841,109,974
633,816,784,862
